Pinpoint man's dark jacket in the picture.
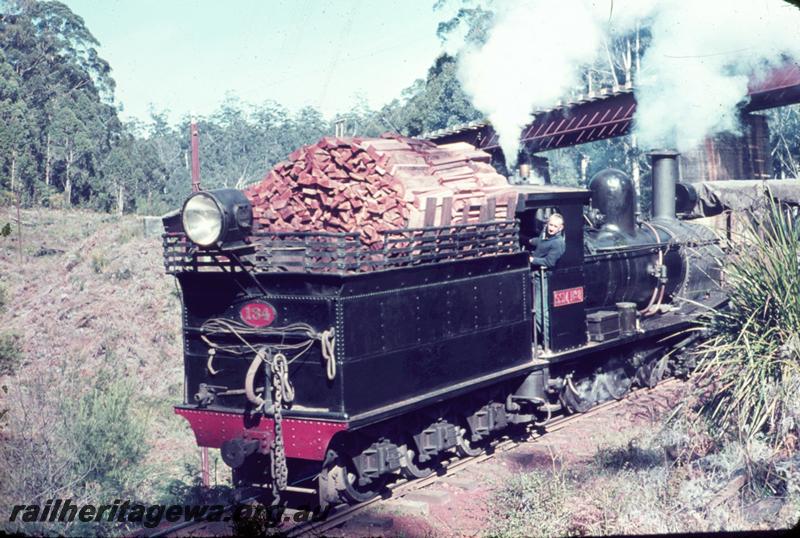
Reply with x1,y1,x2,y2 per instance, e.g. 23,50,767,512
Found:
530,232,565,269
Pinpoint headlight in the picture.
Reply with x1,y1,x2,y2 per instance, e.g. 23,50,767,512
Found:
181,189,252,249
182,193,223,246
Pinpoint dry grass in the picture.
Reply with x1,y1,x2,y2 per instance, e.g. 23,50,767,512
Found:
487,417,800,537
0,207,200,535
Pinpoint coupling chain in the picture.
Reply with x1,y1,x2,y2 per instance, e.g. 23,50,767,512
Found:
269,353,289,500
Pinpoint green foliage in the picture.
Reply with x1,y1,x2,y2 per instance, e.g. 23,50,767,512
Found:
0,52,37,195
0,189,15,206
0,332,22,376
191,98,329,192
36,182,65,208
379,53,483,137
434,0,495,46
487,421,800,536
594,439,665,470
0,0,120,206
1,347,156,536
62,375,148,491
160,462,235,505
695,199,800,447
766,104,800,178
46,92,115,207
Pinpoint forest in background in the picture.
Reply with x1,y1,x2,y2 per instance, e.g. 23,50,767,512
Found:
1,0,799,218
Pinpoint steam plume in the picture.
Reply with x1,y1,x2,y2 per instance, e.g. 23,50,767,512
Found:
635,0,800,150
456,0,800,163
458,0,601,168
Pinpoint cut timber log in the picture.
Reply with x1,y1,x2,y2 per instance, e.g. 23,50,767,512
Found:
244,133,517,245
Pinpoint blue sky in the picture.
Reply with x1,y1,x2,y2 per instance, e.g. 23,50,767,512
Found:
64,0,453,124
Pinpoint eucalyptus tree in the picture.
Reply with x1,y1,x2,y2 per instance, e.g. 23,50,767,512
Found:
0,0,120,204
202,96,265,189
252,100,300,171
0,50,37,199
396,53,481,136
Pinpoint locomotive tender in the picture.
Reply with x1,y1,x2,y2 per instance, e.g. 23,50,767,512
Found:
163,149,724,505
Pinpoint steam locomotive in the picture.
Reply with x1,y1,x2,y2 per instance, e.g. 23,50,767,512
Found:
162,149,724,506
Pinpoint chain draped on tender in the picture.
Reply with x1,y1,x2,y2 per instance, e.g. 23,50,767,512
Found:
198,317,337,496
269,352,288,497
200,318,337,381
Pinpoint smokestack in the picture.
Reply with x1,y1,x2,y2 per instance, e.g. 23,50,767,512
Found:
649,150,679,221
517,150,531,179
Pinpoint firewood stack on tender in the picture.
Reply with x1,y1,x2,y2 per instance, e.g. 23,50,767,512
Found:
244,134,517,245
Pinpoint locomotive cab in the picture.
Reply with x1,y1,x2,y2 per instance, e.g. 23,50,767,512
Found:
514,186,591,353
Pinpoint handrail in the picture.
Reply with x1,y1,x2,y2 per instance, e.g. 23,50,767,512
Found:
163,221,521,275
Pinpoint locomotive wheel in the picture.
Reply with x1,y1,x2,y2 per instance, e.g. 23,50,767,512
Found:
402,447,435,479
603,360,633,400
455,426,484,457
341,464,386,504
319,453,386,505
605,371,631,400
637,355,669,388
645,355,669,388
561,375,593,414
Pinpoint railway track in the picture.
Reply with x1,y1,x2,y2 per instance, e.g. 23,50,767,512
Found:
148,379,679,538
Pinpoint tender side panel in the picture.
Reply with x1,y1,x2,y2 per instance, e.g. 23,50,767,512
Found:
339,254,533,419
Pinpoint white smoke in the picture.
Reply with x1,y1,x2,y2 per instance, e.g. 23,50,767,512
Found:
458,0,602,168
456,0,800,162
635,0,800,151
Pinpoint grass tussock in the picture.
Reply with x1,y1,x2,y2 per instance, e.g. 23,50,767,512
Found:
0,332,22,377
487,452,573,538
695,200,800,448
